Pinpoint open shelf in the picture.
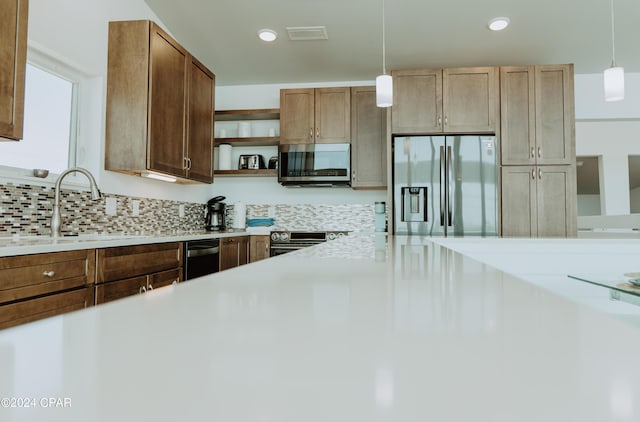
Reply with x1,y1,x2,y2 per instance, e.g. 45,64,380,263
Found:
215,108,280,121
215,169,277,177
215,136,279,147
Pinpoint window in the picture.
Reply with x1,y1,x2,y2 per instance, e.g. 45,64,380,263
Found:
576,156,602,216
629,156,640,214
0,47,79,176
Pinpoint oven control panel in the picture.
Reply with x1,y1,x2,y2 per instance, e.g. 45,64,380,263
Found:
270,231,348,244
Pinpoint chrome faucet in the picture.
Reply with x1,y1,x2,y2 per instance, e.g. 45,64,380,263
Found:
51,167,102,237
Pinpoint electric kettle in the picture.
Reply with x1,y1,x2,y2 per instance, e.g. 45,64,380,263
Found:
205,195,226,231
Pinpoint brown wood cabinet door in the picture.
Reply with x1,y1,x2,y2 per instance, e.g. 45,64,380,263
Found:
95,276,147,304
0,0,28,141
237,237,249,266
0,249,95,305
149,268,181,290
443,67,498,133
0,286,94,331
500,66,535,165
315,87,350,144
280,88,315,144
501,166,537,237
391,68,442,134
249,235,270,263
219,237,239,271
148,24,188,177
97,242,182,283
186,56,215,183
351,86,387,189
536,165,577,237
535,65,574,165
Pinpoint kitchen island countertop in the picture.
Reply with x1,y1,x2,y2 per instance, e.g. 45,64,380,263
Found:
0,234,639,421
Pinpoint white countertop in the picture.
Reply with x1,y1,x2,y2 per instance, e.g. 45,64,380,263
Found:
1,234,639,421
0,229,273,257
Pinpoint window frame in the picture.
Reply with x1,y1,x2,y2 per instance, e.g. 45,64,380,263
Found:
0,42,90,188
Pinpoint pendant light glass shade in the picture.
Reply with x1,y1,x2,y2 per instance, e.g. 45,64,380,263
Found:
376,74,393,107
604,66,624,102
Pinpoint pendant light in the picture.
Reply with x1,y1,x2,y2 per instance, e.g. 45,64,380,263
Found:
376,0,392,107
604,0,624,102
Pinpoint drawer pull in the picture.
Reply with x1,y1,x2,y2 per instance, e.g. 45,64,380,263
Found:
139,286,146,294
147,284,154,291
42,270,56,278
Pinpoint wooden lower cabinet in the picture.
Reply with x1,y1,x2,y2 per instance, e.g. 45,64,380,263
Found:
95,242,183,304
249,235,270,263
0,287,94,330
220,236,249,271
0,249,96,330
501,165,577,237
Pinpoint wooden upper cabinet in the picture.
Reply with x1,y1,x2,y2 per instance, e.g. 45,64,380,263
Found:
0,0,28,141
391,67,497,134
148,26,188,177
500,64,574,165
280,87,350,144
105,20,215,183
351,86,387,189
391,68,442,134
535,65,574,165
280,88,315,144
186,56,215,182
443,67,497,133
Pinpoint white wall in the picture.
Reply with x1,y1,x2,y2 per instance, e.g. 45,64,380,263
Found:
574,73,640,215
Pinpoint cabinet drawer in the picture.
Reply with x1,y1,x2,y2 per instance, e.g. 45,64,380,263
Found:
149,268,181,289
0,250,95,305
95,276,147,304
97,242,183,283
0,287,95,331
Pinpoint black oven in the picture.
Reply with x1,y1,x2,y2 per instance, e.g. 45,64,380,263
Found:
184,239,219,280
270,231,348,257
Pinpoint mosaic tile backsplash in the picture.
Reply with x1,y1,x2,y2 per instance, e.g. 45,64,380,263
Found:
0,182,380,236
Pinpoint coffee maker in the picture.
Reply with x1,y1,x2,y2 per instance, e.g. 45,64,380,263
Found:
205,196,226,231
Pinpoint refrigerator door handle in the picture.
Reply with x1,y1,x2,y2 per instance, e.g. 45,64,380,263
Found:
440,145,445,226
447,146,453,226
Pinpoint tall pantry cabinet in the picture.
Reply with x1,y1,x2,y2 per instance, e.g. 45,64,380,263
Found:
0,0,28,141
105,20,215,183
500,64,577,237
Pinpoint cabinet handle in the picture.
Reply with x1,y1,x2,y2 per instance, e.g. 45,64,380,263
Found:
438,116,442,126
310,128,313,139
316,128,319,138
172,280,178,285
148,284,154,291
352,170,356,180
531,169,535,180
42,270,55,277
531,147,535,159
538,147,542,159
139,286,146,294
538,168,542,179
444,116,448,126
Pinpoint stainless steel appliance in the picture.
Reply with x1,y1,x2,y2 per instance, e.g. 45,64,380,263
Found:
278,143,351,187
238,154,265,170
205,196,226,231
184,239,219,280
393,135,498,236
270,231,348,256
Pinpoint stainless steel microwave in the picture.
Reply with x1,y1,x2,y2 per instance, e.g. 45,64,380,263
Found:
278,143,351,187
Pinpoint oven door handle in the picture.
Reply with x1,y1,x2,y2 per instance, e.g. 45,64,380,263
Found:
187,247,219,258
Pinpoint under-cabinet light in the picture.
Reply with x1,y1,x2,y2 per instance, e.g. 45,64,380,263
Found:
142,172,177,183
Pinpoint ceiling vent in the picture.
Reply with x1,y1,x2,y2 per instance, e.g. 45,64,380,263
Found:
286,26,328,41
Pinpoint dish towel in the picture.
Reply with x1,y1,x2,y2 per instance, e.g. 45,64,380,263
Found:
247,218,275,227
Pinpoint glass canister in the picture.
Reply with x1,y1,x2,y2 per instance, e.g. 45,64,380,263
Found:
375,201,386,232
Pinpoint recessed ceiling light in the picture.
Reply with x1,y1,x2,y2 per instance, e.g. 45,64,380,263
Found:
257,29,278,42
488,17,510,31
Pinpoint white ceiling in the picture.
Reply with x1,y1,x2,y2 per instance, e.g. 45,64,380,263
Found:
143,0,640,86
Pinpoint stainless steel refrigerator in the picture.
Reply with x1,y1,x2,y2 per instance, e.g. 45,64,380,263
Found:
393,135,498,236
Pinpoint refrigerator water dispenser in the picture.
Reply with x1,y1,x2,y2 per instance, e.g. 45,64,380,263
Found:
401,186,427,222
